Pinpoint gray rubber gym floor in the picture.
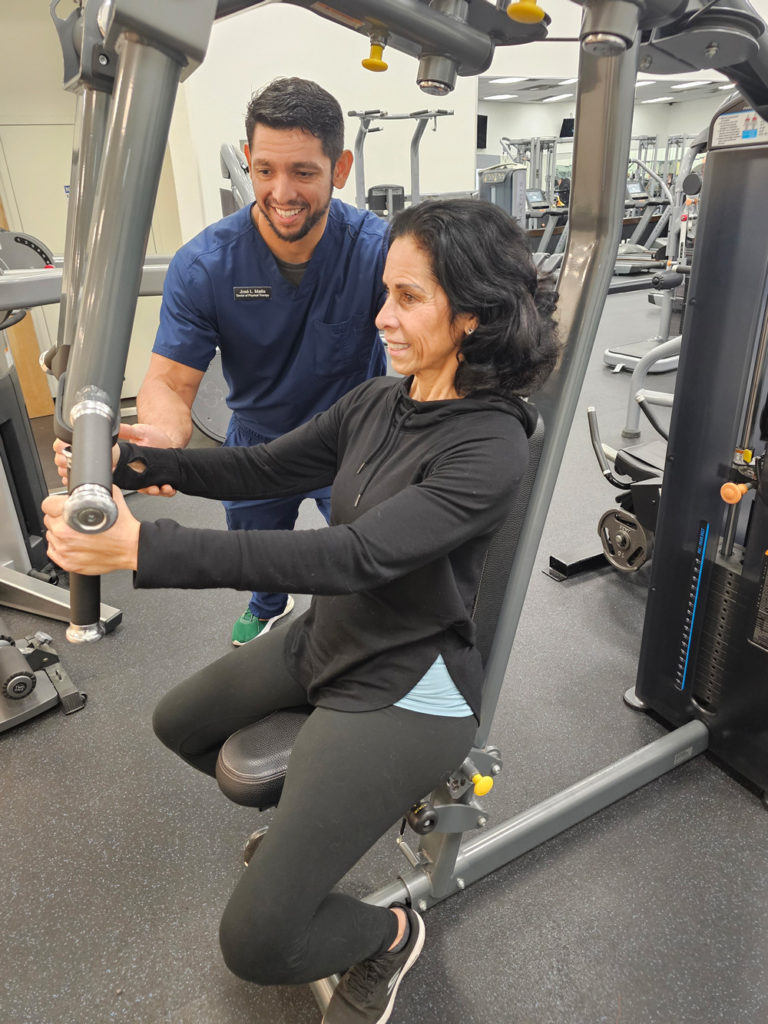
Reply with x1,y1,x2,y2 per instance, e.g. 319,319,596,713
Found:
3,288,767,1024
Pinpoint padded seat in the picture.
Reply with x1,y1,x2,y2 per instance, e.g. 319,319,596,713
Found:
614,438,666,481
216,708,310,808
216,412,545,810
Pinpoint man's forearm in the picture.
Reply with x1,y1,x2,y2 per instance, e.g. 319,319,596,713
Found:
136,377,194,448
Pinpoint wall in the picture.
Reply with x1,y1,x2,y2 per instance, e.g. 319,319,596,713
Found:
479,99,575,162
172,3,479,238
480,92,727,168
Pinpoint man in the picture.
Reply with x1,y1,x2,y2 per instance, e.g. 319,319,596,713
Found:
125,78,388,644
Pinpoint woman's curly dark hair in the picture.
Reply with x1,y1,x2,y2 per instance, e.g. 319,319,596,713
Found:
388,198,559,397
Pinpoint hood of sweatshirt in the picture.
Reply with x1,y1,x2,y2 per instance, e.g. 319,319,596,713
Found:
383,375,537,433
352,376,538,508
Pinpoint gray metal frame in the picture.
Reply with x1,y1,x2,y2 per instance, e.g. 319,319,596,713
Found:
348,107,455,210
499,136,558,198
629,135,658,189
624,157,672,247
0,260,167,312
621,336,681,438
219,144,254,211
610,130,707,421
41,0,768,1014
318,8,686,1012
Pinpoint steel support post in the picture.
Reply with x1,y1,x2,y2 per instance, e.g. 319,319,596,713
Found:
55,86,111,373
58,36,184,641
57,0,217,641
60,38,182,426
409,117,428,204
476,10,641,748
352,116,371,211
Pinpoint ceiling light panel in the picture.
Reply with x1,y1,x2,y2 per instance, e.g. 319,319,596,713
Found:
670,81,715,91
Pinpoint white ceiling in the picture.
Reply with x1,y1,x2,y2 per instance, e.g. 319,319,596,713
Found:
478,74,736,107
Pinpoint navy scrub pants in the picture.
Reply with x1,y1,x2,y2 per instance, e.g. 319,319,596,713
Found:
222,417,332,620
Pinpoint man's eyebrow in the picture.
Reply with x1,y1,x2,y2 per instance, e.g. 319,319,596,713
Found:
252,158,324,171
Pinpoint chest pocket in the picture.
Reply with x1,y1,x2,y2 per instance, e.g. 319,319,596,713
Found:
311,312,374,380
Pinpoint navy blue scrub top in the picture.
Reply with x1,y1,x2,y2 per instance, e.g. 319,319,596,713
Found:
153,199,388,440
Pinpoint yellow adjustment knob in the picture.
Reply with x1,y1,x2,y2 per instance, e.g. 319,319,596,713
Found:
362,43,388,72
506,1,547,24
472,773,494,797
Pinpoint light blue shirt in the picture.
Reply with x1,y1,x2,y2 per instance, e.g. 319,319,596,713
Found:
394,655,473,718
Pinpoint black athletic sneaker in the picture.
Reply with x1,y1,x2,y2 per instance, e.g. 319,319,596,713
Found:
322,905,425,1024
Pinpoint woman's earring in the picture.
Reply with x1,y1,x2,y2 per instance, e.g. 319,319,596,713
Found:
466,327,475,336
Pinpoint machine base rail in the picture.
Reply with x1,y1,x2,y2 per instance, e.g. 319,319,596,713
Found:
0,565,121,633
308,719,709,1012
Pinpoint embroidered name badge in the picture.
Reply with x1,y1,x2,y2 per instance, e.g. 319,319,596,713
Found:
233,286,272,300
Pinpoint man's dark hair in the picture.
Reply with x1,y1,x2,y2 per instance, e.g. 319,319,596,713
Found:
389,199,560,398
245,78,345,166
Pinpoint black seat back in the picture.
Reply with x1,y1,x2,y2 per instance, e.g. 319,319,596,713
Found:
473,410,544,668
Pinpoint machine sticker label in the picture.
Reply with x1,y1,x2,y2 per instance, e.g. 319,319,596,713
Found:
748,553,768,654
711,110,768,150
233,286,271,300
311,3,364,29
675,520,710,691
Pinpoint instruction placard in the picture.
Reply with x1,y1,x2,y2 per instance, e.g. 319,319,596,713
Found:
712,110,768,149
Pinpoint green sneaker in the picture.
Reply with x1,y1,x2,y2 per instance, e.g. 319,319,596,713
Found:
231,595,295,646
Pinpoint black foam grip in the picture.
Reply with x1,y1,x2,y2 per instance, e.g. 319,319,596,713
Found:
69,572,100,628
69,411,113,492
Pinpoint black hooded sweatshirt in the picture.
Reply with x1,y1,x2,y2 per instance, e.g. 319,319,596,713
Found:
114,376,534,720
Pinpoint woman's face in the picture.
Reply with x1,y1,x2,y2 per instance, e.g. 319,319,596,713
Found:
375,235,474,387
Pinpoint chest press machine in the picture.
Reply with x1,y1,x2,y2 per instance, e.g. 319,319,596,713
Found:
43,0,768,1015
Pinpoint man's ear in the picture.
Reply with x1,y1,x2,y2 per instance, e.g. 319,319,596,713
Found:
332,149,354,189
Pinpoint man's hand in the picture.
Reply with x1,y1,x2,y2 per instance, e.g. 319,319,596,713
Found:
52,437,120,490
118,421,175,449
42,487,140,575
117,422,177,496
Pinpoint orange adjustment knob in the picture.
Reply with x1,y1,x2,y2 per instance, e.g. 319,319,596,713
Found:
506,1,547,23
720,482,750,504
362,43,388,72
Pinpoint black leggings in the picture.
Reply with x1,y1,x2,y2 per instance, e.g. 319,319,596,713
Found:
152,626,476,986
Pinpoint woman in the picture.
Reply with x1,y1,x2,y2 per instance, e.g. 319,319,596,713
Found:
44,198,558,1024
